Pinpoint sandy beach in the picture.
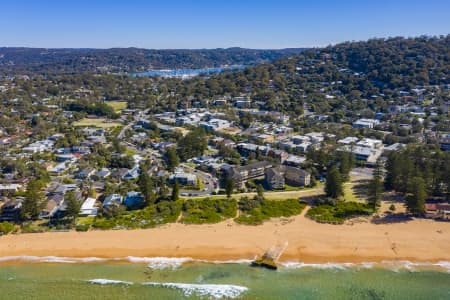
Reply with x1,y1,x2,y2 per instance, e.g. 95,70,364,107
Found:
1,208,449,264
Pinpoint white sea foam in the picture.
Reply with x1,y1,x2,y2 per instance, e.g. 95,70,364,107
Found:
281,261,354,269
206,259,254,265
1,255,449,273
137,257,194,270
281,260,450,272
88,279,133,285
0,256,109,263
143,282,248,299
434,261,450,272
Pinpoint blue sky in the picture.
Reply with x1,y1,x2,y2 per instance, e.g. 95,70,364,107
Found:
0,0,449,49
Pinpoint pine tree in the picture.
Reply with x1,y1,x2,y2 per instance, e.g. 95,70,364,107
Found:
64,190,80,221
338,152,353,182
138,172,154,206
171,181,179,201
384,152,400,191
21,180,46,220
325,165,344,199
367,160,384,210
406,176,426,215
224,177,234,198
165,147,179,172
256,184,265,201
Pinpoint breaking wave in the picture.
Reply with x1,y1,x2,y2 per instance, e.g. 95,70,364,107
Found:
281,260,450,272
1,255,449,272
143,282,249,299
281,262,355,269
86,279,248,299
88,279,133,285
138,257,194,270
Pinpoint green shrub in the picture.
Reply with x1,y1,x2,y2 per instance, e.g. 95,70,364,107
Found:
75,224,90,232
0,221,15,235
235,198,306,225
181,198,237,224
306,201,374,224
93,200,182,230
21,223,46,233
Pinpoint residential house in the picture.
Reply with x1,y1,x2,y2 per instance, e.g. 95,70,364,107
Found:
56,154,77,162
291,135,310,145
95,168,111,179
440,134,450,151
337,137,359,145
0,184,22,195
79,198,98,217
78,167,96,179
383,143,406,154
284,155,307,167
124,191,144,208
283,166,311,187
305,132,325,144
49,162,68,175
425,203,450,220
338,145,382,166
122,166,140,180
352,118,380,129
265,166,311,190
356,138,383,149
264,167,285,189
169,170,197,186
224,161,273,187
102,194,123,208
200,118,231,131
22,139,54,153
0,198,22,222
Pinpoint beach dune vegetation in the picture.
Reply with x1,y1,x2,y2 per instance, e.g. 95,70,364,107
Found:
235,197,306,225
306,201,373,224
180,197,237,224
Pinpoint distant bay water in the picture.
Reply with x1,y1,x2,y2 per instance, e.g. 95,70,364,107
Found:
130,65,245,78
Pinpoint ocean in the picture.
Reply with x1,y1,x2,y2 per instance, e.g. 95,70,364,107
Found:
0,257,449,299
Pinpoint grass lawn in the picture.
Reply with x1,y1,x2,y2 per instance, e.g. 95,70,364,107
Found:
343,181,368,203
105,101,128,112
125,148,137,156
73,118,122,129
283,184,300,191
199,187,325,201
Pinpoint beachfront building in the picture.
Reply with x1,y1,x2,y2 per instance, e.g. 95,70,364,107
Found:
265,166,311,190
124,191,144,208
79,198,98,217
223,161,273,187
102,194,123,208
425,203,450,220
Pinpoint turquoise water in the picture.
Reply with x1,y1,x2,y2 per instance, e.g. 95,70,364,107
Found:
0,260,449,299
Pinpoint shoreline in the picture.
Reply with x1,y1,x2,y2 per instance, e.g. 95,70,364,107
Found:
1,213,449,266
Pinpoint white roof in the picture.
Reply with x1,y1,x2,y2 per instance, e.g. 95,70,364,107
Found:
81,198,96,210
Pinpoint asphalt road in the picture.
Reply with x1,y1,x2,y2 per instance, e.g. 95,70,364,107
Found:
179,163,219,197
